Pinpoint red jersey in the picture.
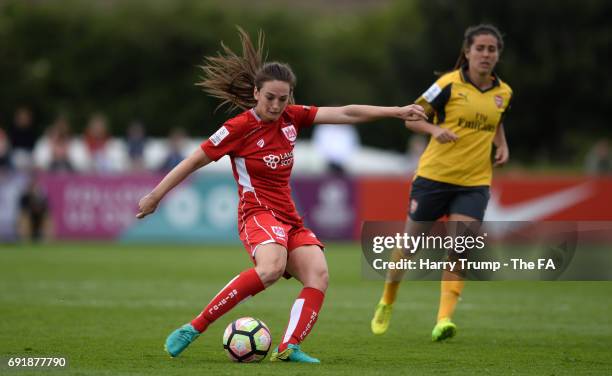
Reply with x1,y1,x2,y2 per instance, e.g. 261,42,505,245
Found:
201,105,318,230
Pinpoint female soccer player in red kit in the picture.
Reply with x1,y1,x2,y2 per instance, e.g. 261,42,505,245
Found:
136,29,426,363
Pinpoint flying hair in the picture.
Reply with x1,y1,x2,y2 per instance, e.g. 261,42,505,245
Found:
196,27,296,113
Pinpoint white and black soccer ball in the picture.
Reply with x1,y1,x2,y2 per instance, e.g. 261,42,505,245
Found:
222,317,272,362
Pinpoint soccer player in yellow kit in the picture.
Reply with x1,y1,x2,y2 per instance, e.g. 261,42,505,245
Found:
371,24,513,341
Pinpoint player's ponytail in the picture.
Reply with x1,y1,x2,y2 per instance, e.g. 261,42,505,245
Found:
452,24,504,70
197,27,296,113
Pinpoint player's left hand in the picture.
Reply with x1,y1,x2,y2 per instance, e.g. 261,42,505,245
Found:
494,143,509,166
398,104,427,121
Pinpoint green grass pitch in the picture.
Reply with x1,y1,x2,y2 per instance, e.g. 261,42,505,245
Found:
1,243,611,375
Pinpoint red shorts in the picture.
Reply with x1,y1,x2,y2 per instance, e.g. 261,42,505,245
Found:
239,212,324,262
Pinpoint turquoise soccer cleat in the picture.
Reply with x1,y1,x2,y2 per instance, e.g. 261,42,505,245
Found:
270,344,320,364
164,323,200,357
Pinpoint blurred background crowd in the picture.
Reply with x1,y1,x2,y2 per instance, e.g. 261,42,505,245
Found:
0,105,194,174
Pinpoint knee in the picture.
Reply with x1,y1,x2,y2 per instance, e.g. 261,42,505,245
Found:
256,259,286,286
319,268,329,292
308,266,329,292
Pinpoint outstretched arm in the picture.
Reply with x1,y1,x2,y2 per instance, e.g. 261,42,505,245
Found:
313,104,426,125
136,148,212,219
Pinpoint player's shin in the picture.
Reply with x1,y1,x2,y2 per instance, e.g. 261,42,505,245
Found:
436,270,465,322
190,268,265,332
381,248,408,305
278,287,325,351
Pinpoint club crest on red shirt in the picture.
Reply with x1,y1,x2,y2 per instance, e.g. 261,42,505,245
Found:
271,226,286,238
494,95,504,108
281,125,297,142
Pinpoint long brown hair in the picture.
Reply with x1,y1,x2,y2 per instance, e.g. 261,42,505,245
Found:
196,27,296,113
453,24,504,70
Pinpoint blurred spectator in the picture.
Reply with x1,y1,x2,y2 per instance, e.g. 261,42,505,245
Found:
18,173,51,242
47,115,75,173
405,134,427,174
0,127,13,171
313,124,360,175
8,106,37,170
159,127,187,172
126,120,147,171
84,113,112,172
584,139,611,175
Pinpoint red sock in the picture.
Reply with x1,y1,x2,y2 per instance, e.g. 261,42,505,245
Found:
279,287,325,351
190,268,265,332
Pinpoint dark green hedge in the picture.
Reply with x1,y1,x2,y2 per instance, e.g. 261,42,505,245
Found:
1,0,610,163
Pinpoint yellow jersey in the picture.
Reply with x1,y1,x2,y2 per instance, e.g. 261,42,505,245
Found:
414,68,512,186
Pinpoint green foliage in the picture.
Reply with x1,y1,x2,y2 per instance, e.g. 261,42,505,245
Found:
0,0,610,161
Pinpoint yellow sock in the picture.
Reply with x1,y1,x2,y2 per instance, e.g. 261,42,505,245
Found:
380,247,407,305
436,276,465,322
380,281,400,305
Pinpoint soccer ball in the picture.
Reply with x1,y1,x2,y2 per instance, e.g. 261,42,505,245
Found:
222,317,272,362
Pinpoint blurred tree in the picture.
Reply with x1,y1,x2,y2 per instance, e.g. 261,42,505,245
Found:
0,0,610,165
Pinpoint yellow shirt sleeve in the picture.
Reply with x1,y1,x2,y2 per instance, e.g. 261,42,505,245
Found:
414,72,457,120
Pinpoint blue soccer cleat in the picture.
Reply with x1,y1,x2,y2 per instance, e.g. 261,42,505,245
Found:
270,344,320,364
164,323,200,357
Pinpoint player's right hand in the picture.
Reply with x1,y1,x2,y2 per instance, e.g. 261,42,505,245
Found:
431,128,458,144
398,104,427,121
136,193,159,219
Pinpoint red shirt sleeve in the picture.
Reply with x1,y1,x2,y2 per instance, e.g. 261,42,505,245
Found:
200,116,246,161
287,105,318,130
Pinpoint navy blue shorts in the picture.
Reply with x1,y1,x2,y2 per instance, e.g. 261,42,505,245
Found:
408,176,490,221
